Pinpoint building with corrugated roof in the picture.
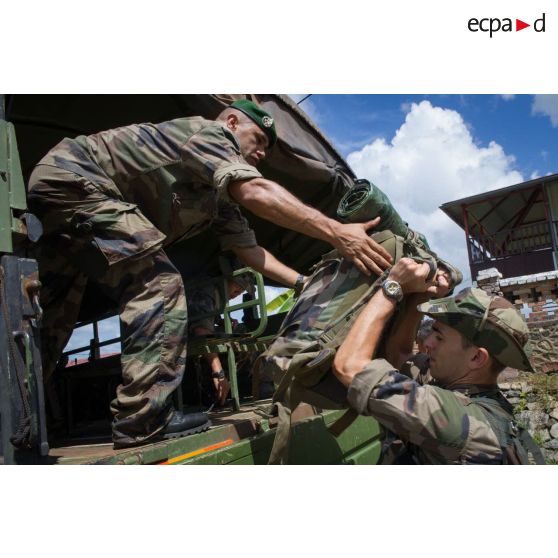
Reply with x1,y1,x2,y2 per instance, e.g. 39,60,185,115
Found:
441,174,558,372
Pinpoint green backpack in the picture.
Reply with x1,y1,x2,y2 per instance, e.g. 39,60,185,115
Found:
259,179,463,463
259,229,462,463
259,179,464,463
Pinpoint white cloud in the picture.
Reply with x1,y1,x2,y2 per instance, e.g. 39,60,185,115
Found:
346,100,523,285
501,95,515,101
532,95,558,127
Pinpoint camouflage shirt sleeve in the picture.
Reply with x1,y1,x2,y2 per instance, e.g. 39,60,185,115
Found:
187,284,221,334
212,198,257,250
347,358,503,463
180,123,262,203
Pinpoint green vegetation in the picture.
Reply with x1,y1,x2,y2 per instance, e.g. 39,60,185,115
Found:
522,373,558,414
266,289,295,314
515,391,528,413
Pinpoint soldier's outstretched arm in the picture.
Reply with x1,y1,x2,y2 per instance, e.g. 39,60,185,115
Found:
232,244,305,288
228,178,393,276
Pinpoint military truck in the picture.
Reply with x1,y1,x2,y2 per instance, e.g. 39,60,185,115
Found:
0,94,382,464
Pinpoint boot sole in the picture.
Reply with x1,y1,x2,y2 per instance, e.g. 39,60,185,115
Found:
162,418,212,440
113,419,212,449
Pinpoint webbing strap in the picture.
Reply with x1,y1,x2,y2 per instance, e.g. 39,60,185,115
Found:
518,430,546,464
472,395,544,465
268,400,292,465
268,381,304,465
318,273,386,348
328,408,358,437
267,353,301,464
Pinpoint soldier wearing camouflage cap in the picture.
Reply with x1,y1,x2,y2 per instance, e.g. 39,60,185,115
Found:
333,258,543,464
28,98,392,448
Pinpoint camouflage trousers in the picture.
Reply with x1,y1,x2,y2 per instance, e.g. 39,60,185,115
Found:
28,165,187,446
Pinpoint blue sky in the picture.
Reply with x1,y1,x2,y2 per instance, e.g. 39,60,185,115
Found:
297,94,558,179
65,94,558,357
293,94,558,285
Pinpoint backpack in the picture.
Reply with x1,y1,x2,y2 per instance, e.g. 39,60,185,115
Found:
259,228,462,464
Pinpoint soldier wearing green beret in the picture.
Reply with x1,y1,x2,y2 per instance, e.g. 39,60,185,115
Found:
333,258,544,464
28,99,392,448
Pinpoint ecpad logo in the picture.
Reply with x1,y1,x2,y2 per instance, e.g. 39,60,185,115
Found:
468,13,546,37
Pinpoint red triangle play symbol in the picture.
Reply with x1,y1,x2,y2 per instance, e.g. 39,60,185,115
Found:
516,19,530,31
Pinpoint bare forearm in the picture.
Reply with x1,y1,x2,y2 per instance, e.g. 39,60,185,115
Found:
233,245,300,287
384,295,425,368
334,258,433,387
204,353,223,373
333,290,397,387
229,178,393,276
229,178,340,244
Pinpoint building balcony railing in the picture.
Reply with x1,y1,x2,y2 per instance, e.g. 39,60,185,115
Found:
469,221,555,264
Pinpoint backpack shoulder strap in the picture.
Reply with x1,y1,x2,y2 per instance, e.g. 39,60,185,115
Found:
471,394,545,465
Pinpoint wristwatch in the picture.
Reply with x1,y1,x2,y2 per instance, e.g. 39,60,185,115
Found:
381,279,403,303
293,274,306,297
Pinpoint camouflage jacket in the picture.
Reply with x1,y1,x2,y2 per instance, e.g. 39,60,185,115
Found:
35,117,261,251
347,355,509,464
187,283,223,334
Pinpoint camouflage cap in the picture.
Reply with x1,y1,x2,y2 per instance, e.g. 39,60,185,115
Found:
230,99,277,147
417,287,533,372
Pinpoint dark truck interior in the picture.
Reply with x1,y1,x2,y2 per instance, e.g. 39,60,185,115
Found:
4,94,358,450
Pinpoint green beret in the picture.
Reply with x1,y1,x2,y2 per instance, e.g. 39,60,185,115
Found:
417,288,533,372
230,99,277,147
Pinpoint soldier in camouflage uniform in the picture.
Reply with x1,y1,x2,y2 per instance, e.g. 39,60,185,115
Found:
332,258,542,464
188,269,254,405
27,99,392,448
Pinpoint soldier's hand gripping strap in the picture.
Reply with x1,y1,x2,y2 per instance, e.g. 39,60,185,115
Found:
404,228,463,294
436,258,463,295
337,180,463,294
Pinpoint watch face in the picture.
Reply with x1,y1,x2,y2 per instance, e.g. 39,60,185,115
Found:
386,282,399,296
383,280,402,301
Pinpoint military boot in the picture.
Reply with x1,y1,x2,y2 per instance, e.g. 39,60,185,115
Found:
113,410,211,449
161,410,211,439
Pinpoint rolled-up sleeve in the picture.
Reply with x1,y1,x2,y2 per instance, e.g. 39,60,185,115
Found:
180,124,262,203
214,163,261,202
